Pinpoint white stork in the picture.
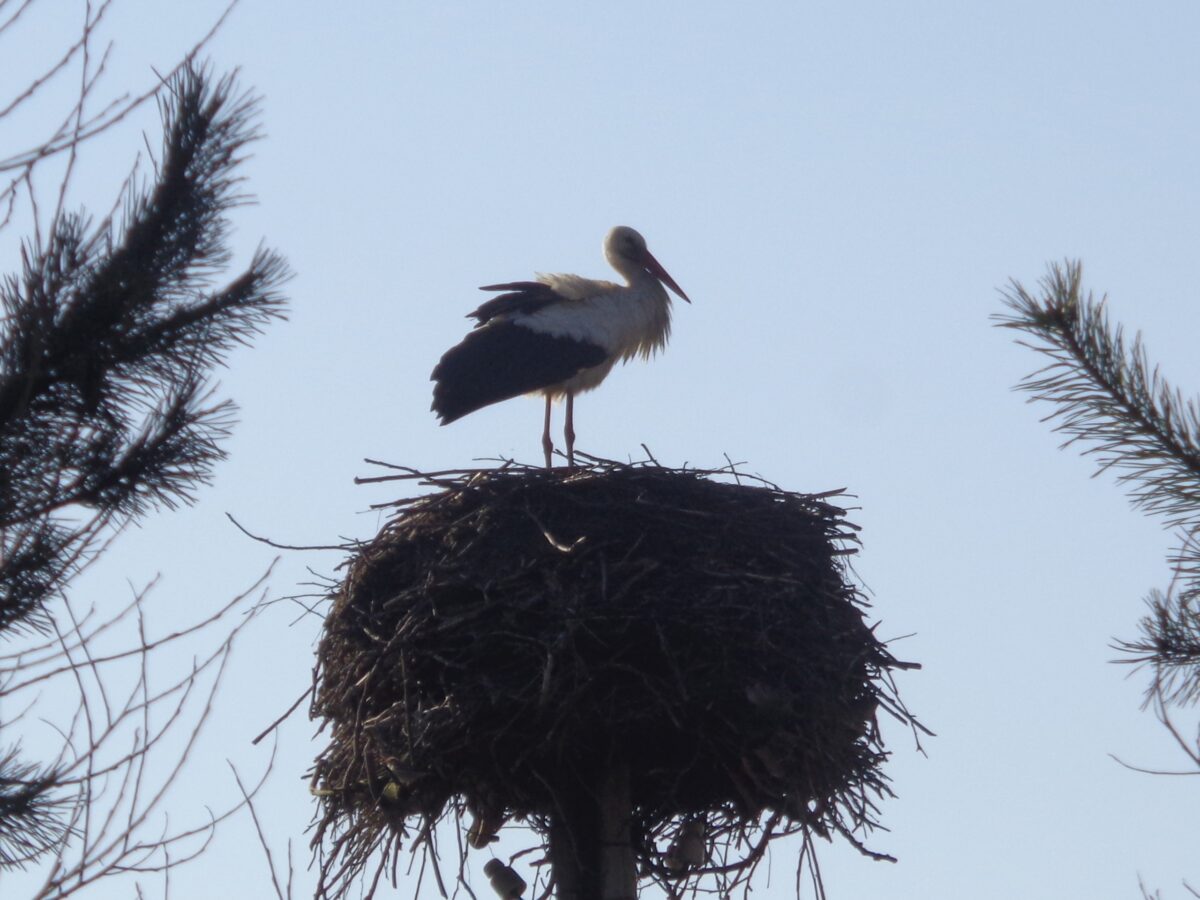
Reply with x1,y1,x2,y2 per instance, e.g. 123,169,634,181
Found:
431,226,690,467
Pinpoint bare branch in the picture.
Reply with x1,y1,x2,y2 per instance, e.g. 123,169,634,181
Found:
0,570,278,894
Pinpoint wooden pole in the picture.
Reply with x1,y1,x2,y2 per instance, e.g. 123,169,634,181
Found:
548,760,635,900
598,762,635,900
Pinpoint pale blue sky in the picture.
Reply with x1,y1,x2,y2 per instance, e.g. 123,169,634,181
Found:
4,2,1200,898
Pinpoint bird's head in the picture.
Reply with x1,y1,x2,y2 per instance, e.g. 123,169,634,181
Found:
605,225,691,303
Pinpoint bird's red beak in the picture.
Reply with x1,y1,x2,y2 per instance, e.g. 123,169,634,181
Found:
643,251,691,303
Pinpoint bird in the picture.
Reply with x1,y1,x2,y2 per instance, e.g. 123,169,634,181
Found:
431,226,690,468
483,859,527,899
663,819,707,871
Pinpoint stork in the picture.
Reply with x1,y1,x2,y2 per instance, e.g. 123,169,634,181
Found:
431,226,690,467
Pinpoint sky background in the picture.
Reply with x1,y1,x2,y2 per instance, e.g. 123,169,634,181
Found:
4,1,1200,898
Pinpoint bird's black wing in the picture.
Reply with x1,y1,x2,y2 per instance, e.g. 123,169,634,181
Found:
431,321,607,424
468,282,562,325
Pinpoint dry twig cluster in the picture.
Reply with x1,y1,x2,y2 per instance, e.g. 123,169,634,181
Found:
310,455,921,899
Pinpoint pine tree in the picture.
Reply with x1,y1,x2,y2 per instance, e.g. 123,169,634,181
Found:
996,262,1200,708
0,62,288,881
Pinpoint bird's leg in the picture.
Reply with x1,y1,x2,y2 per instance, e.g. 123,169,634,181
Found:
564,391,576,468
542,394,554,469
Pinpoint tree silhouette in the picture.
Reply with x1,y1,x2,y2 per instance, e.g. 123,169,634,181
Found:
0,29,288,891
997,261,1200,702
997,260,1199,896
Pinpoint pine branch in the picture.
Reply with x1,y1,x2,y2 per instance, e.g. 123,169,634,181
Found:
1115,588,1200,706
1,14,287,890
0,63,289,634
998,260,1200,708
0,748,73,869
0,520,78,633
995,261,1200,536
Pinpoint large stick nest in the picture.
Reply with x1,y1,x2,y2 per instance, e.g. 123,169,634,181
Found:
309,456,921,897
